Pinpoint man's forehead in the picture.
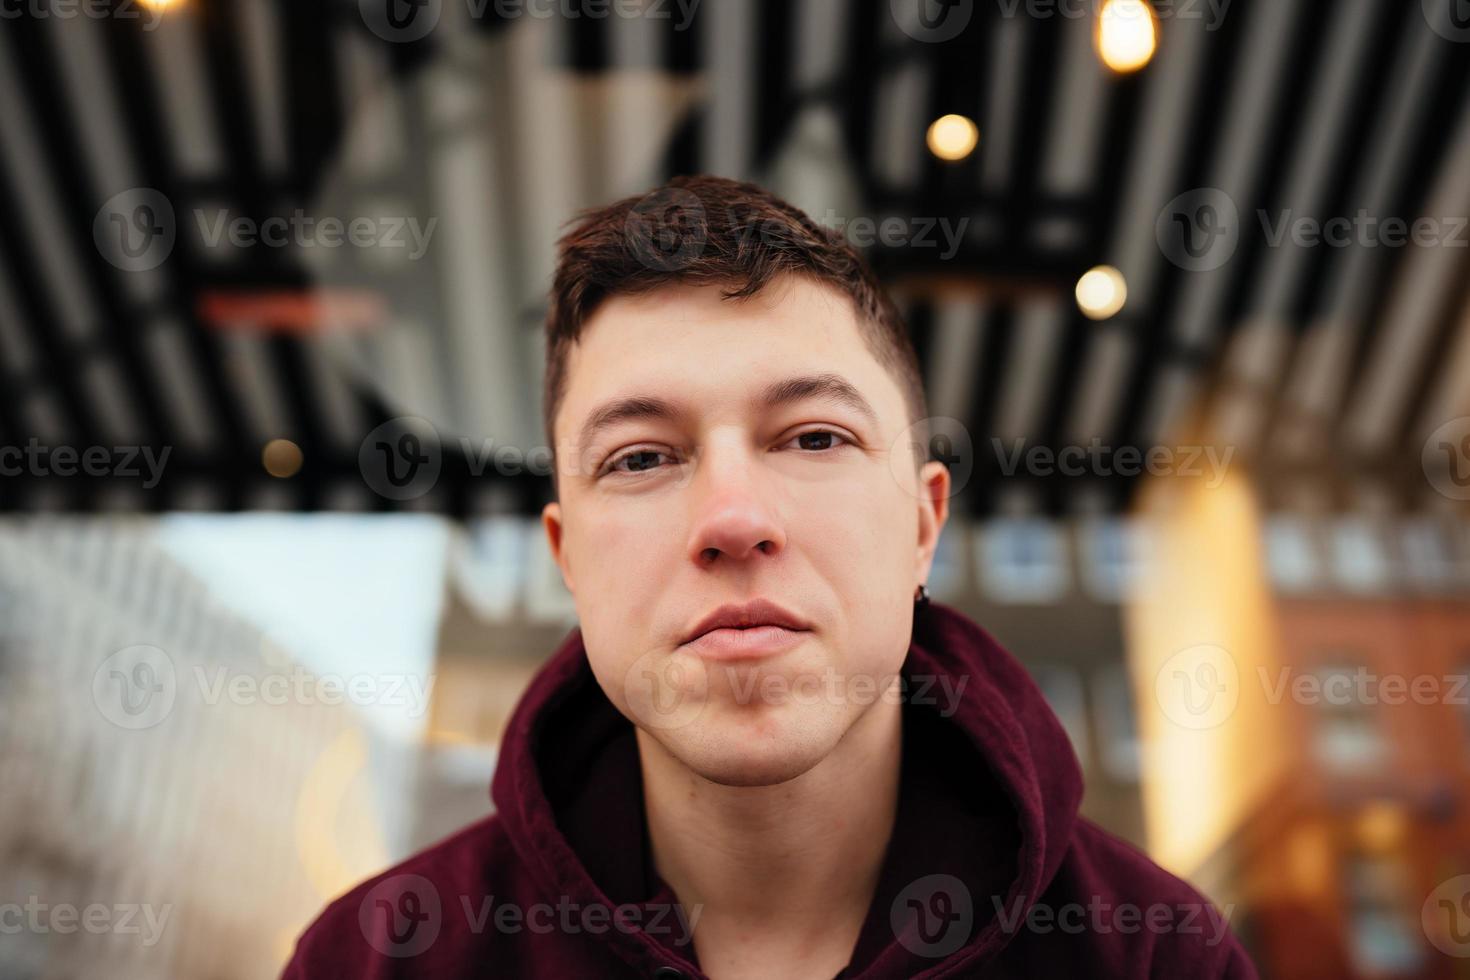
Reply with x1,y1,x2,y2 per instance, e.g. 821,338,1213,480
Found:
578,276,856,342
557,278,898,436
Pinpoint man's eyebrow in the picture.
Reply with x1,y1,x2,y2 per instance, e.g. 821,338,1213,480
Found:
577,395,681,450
576,372,879,449
759,373,879,428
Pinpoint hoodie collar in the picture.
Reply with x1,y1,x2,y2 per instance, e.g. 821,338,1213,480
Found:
490,601,1084,977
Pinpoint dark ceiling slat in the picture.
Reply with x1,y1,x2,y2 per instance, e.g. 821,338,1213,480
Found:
752,0,797,169
273,0,362,511
838,0,885,201
965,302,1014,514
0,21,145,510
1004,17,1063,244
280,0,348,195
661,0,701,75
0,237,44,447
1032,58,1151,514
1395,248,1470,455
919,11,989,205
101,13,254,507
3,20,178,479
662,0,708,181
907,299,937,396
567,6,610,72
194,0,309,512
1285,4,1419,329
1251,2,1423,457
1184,9,1335,441
1109,0,1302,455
1330,20,1470,441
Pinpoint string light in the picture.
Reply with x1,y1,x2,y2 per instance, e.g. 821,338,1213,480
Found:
1096,0,1158,74
1075,265,1128,320
262,439,304,479
926,114,980,162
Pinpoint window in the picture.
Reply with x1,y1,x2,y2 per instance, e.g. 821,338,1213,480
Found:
1091,664,1142,782
976,519,1069,604
1342,853,1424,975
1030,665,1090,766
1309,661,1385,772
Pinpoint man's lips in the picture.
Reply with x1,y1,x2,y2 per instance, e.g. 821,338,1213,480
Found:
679,599,813,660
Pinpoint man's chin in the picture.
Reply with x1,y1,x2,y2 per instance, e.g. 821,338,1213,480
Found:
642,706,845,787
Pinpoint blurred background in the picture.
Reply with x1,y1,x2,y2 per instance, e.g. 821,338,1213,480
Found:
2,0,1470,976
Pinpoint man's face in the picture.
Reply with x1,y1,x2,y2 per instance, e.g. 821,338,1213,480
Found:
542,276,949,786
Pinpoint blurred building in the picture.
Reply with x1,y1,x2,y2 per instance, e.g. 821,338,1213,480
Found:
0,521,396,979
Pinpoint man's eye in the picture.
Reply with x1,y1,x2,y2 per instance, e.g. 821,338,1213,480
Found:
607,449,671,474
787,430,848,452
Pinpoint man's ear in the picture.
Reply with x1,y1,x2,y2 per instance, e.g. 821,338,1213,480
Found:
541,501,575,595
914,460,951,586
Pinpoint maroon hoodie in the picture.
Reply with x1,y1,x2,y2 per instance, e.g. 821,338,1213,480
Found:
283,601,1258,979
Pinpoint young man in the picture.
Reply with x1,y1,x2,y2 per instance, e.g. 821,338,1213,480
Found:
284,176,1257,979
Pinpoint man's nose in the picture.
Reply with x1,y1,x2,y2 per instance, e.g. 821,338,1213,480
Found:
685,442,786,566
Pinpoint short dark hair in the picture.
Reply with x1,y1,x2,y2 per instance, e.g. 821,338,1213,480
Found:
543,174,928,476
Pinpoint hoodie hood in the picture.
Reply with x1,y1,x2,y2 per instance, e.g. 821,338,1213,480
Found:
489,600,1085,977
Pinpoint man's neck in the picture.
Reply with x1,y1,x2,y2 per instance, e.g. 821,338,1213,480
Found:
636,700,903,979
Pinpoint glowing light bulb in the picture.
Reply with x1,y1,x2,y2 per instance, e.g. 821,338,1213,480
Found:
1075,265,1127,320
1097,0,1158,74
262,439,304,478
926,114,980,162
